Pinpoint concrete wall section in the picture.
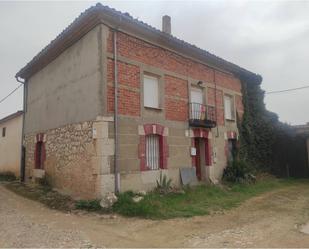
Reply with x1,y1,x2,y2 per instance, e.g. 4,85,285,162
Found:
24,25,107,134
0,115,23,176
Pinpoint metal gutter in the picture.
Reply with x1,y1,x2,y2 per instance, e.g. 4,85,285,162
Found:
15,76,26,182
113,29,120,193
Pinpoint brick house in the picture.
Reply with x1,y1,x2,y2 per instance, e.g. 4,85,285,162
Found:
16,4,261,199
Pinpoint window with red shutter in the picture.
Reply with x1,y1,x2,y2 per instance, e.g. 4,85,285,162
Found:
139,124,168,171
35,141,45,169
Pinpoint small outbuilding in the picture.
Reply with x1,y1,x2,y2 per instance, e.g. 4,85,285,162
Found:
0,111,23,177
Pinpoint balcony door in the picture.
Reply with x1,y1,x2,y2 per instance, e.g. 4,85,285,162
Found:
190,88,203,119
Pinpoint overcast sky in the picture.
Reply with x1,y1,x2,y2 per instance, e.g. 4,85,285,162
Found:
0,0,308,124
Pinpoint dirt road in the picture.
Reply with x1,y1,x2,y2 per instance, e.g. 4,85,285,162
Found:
1,182,309,247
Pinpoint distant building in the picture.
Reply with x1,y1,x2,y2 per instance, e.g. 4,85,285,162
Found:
0,111,23,176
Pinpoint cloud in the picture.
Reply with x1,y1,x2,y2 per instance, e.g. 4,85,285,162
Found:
0,0,308,124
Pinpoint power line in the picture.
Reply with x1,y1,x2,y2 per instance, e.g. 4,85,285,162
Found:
0,84,23,104
266,85,309,94
0,82,308,104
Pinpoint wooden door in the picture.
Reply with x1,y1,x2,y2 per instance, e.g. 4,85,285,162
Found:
194,138,202,180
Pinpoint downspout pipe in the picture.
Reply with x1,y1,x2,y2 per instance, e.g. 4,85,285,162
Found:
15,76,26,182
113,30,120,193
214,70,219,137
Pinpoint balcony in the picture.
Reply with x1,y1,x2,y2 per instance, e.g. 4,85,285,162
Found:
189,103,217,128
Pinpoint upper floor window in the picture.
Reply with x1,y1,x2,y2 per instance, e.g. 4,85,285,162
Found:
2,127,6,137
190,87,203,104
224,95,235,120
143,74,159,108
190,87,204,120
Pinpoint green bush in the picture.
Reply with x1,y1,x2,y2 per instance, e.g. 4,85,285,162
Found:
222,160,256,184
75,199,102,211
0,172,16,182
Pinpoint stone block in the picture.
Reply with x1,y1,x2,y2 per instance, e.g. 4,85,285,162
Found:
92,121,108,139
96,116,114,122
95,138,114,156
33,169,45,179
141,169,168,184
99,174,115,197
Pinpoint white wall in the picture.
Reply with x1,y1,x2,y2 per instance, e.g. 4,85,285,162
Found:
0,115,23,176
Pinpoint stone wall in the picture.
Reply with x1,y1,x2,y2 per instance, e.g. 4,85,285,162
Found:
24,116,114,199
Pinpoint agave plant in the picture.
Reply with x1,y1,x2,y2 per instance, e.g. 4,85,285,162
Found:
156,171,172,194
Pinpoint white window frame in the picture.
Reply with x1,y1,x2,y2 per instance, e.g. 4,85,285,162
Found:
143,74,159,109
224,94,235,120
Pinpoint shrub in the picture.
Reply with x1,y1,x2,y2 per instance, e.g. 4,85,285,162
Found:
0,172,16,182
155,171,172,194
75,199,102,211
222,160,256,184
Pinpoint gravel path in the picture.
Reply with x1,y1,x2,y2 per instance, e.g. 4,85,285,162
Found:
1,182,309,247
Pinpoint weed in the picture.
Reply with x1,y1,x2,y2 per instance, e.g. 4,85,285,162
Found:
0,172,16,182
75,199,102,211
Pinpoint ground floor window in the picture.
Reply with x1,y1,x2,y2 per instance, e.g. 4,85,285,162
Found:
146,134,161,170
35,141,45,169
227,138,237,162
139,124,168,171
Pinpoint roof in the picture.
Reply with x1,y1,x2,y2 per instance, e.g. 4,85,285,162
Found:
16,3,261,82
0,111,23,125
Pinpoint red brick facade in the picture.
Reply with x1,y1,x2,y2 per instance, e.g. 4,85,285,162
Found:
107,59,141,116
107,30,244,122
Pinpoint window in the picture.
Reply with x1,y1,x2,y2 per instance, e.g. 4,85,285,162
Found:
190,88,204,119
35,141,45,169
146,134,161,170
139,124,168,171
224,95,235,120
143,74,159,108
2,127,6,137
227,139,237,162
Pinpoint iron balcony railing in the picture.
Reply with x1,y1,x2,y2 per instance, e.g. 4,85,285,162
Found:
189,102,217,128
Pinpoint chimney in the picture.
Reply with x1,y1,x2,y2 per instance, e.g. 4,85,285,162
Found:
162,15,171,34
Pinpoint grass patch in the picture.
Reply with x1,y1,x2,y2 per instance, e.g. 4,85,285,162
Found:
75,199,102,211
113,178,302,219
3,177,306,219
5,181,74,211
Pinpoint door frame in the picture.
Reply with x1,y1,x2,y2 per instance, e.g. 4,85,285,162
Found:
194,137,202,180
